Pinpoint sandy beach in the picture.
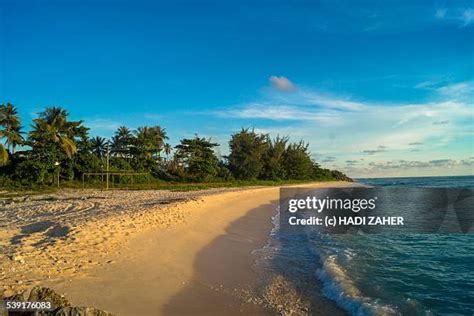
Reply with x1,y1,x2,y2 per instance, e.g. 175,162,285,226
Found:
1,182,353,315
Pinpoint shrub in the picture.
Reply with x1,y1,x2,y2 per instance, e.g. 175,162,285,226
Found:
13,160,48,184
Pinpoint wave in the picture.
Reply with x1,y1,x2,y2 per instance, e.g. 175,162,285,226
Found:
315,253,398,316
255,205,398,316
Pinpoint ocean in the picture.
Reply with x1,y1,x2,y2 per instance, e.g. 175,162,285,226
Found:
255,176,474,315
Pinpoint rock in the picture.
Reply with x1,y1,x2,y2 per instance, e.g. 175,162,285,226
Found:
0,305,7,316
18,287,112,316
28,286,70,309
54,306,113,316
2,290,22,300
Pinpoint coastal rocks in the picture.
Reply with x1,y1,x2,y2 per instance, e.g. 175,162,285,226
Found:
1,287,112,316
3,292,24,301
54,306,112,316
28,286,71,309
2,289,16,298
0,291,24,316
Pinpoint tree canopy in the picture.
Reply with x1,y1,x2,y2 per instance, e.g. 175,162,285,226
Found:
174,136,220,181
0,104,351,186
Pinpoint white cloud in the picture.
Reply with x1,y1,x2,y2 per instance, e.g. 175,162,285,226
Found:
415,80,436,89
302,92,366,111
221,99,471,161
212,79,474,177
434,7,474,26
220,97,470,149
269,76,297,92
86,118,122,132
345,158,474,177
462,8,474,26
437,81,474,98
223,104,314,121
219,103,343,125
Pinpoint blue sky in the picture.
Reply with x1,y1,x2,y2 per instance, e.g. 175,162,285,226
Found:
1,0,473,177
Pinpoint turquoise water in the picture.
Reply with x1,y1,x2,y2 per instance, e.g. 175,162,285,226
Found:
262,176,474,315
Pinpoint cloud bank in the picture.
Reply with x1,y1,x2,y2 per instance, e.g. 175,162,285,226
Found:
214,79,474,177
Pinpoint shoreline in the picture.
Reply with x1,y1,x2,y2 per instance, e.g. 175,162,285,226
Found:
1,182,353,315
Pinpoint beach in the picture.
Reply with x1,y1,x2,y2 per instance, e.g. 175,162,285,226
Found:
1,182,352,315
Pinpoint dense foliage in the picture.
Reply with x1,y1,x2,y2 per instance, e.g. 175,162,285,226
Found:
0,104,351,188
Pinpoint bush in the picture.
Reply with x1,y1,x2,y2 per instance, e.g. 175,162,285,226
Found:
217,165,234,181
13,160,49,184
0,174,17,188
228,128,269,180
73,152,104,175
110,157,133,171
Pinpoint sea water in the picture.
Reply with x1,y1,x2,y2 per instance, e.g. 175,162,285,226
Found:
256,176,474,315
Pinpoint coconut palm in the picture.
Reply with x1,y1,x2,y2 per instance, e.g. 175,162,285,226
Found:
134,126,169,159
111,126,133,158
152,126,168,159
0,103,24,154
29,107,80,159
90,136,107,158
164,143,172,160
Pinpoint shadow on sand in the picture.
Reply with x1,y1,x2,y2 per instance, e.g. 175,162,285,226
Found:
162,199,345,315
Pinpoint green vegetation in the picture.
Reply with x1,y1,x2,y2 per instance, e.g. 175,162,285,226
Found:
0,103,351,190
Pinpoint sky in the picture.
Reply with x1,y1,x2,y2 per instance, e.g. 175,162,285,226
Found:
0,0,473,178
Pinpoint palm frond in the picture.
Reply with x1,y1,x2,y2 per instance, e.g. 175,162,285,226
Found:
60,137,78,159
0,144,8,166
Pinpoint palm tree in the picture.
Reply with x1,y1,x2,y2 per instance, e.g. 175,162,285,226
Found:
90,136,107,158
29,107,79,159
135,126,155,158
0,103,24,154
132,125,169,160
152,126,168,159
111,126,133,158
164,143,172,161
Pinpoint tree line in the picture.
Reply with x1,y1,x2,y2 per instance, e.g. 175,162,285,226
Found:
0,103,350,186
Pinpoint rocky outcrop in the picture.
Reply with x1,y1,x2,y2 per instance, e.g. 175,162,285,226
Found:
28,286,71,309
1,286,112,316
54,306,112,316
